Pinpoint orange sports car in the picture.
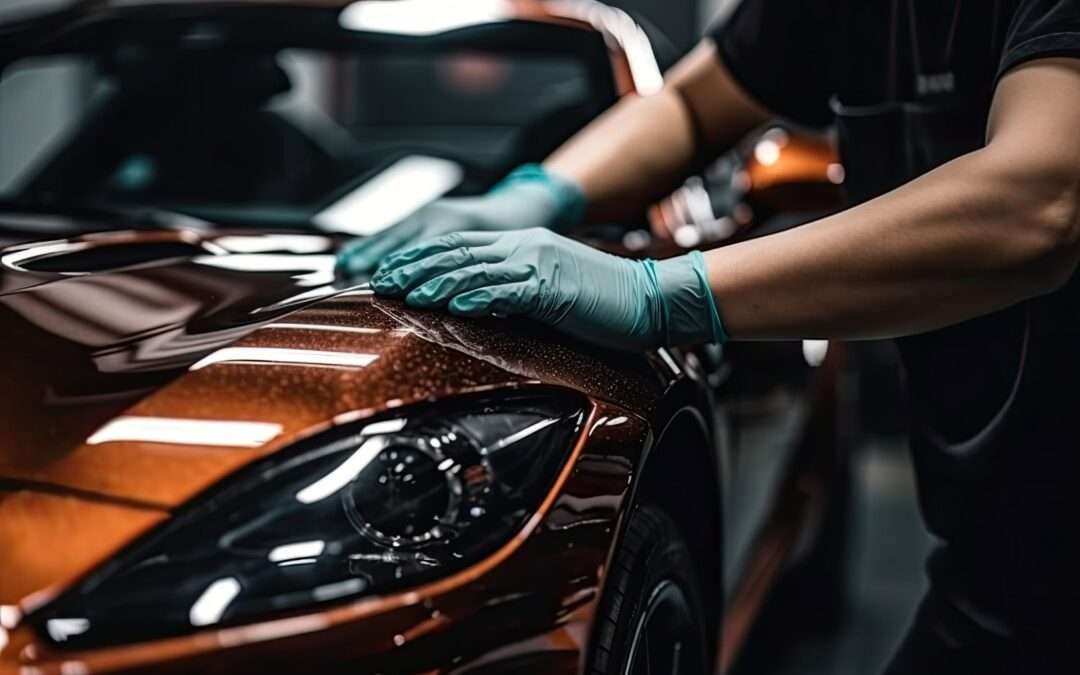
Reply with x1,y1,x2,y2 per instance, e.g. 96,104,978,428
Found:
0,1,848,673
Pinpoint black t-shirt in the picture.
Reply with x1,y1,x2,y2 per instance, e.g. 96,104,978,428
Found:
712,1,1080,634
711,0,1080,127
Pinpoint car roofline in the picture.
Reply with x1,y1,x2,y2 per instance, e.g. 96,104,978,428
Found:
0,0,661,96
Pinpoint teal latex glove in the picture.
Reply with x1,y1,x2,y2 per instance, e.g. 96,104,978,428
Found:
336,164,585,277
370,228,728,351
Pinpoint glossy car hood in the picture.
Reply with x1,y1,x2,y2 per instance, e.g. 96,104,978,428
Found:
0,229,661,603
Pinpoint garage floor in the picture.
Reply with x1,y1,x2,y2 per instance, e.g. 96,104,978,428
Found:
731,437,934,675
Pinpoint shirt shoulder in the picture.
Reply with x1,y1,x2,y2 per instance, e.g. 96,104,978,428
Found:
707,0,845,128
999,0,1080,77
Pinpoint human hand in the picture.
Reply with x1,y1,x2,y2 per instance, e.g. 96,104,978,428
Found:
370,228,726,351
336,164,584,277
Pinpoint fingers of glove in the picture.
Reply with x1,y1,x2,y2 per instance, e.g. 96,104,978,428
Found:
336,231,408,277
372,242,508,295
377,231,504,274
405,262,531,307
447,280,541,318
336,208,461,277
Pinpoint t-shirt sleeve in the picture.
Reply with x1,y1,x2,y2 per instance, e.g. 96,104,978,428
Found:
707,0,839,128
999,0,1080,77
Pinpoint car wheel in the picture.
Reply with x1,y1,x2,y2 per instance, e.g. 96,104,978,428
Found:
587,507,709,675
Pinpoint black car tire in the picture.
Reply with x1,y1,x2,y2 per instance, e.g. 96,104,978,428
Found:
587,507,709,675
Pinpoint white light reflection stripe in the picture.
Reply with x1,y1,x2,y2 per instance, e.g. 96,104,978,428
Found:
190,347,378,371
312,578,365,601
340,0,510,36
360,418,406,435
189,577,241,627
86,417,282,448
44,618,90,642
266,323,381,335
802,339,830,367
1,241,89,269
214,235,331,254
268,540,326,562
484,418,558,454
335,287,373,297
0,605,20,629
192,253,336,272
295,437,386,504
656,348,681,375
312,155,462,235
256,285,339,311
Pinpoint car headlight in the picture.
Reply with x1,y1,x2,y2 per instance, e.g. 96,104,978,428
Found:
33,392,585,649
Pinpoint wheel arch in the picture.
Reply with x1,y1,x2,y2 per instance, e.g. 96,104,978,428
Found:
617,378,727,666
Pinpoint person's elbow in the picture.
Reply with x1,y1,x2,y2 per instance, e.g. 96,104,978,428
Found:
1018,166,1080,294
982,148,1080,295
982,57,1080,295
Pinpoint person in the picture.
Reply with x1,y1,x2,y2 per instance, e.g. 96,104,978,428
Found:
339,1,1080,671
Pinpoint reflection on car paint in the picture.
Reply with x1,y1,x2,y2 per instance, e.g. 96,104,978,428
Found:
339,0,512,37
188,578,241,627
265,322,383,335
189,346,380,371
312,155,464,236
86,416,283,448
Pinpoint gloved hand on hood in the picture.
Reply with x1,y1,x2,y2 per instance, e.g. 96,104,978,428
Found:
369,228,727,351
336,164,585,277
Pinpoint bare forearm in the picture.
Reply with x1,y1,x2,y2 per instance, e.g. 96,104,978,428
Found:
707,146,1080,340
708,59,1080,341
544,41,769,222
544,90,697,221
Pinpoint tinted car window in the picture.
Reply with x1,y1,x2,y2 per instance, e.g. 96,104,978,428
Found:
0,41,600,227
0,57,114,194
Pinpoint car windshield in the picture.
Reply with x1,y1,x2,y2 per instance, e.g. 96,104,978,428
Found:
0,23,610,232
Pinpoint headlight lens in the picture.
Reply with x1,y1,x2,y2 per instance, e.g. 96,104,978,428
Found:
34,393,585,649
